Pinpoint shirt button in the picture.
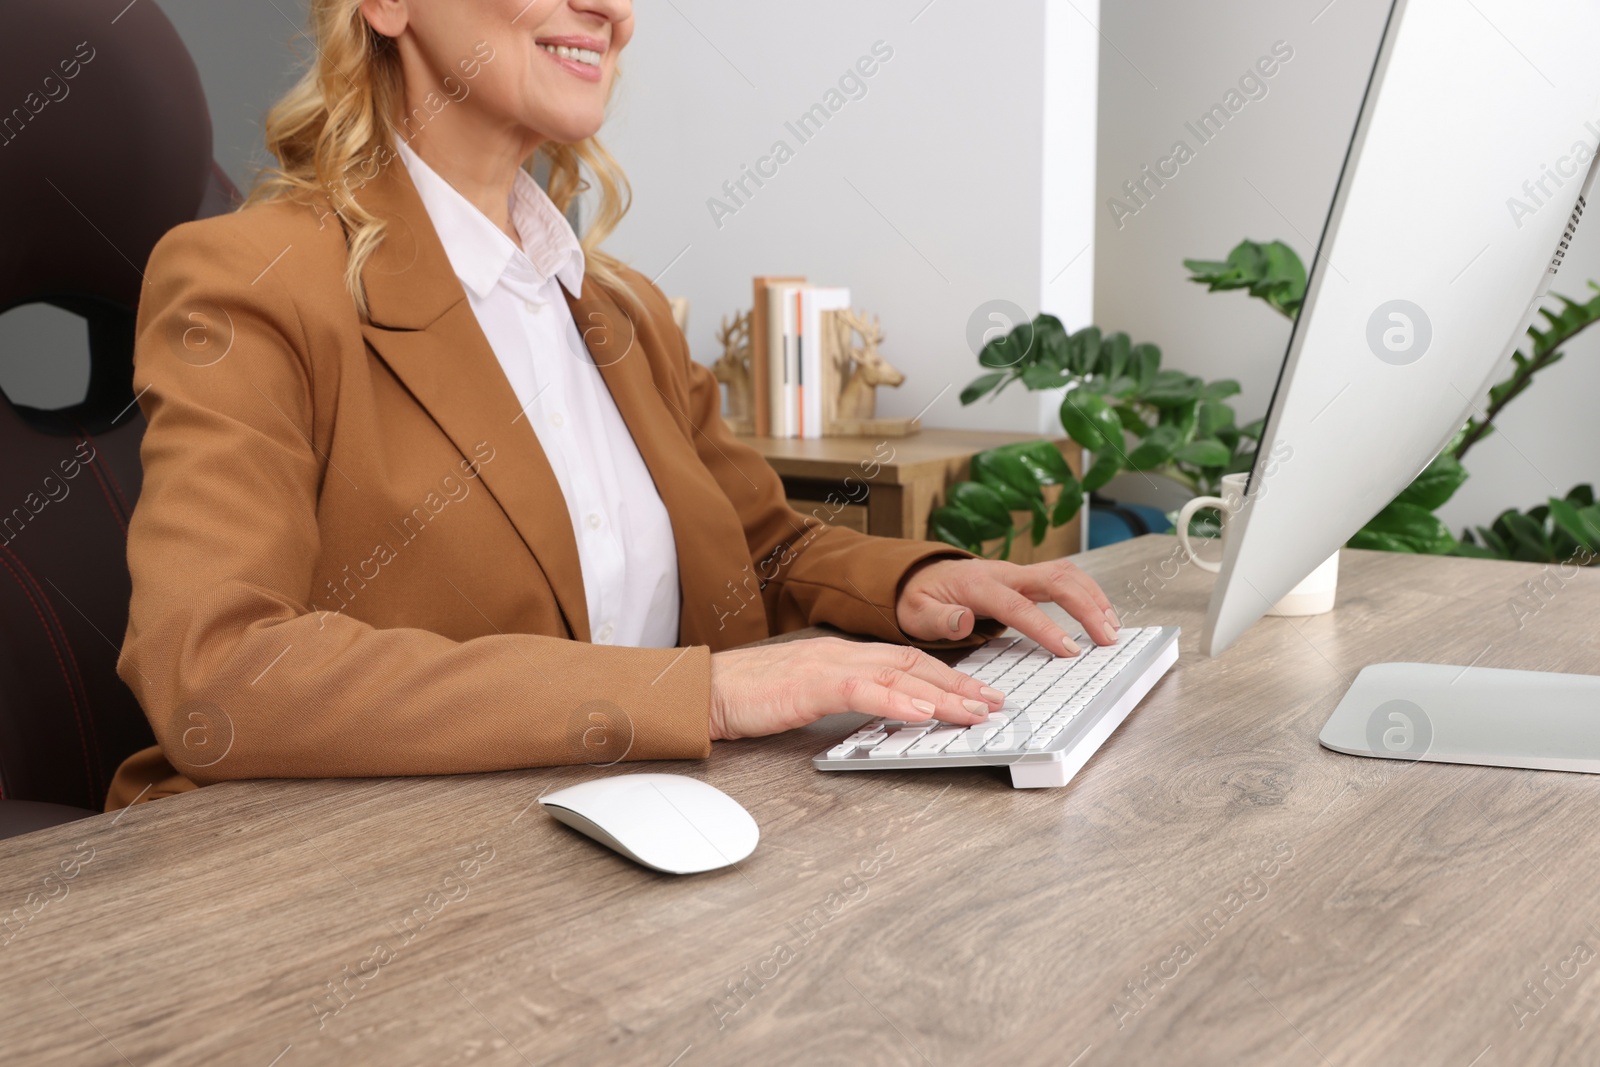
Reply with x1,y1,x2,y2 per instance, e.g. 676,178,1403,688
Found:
595,621,615,643
586,513,603,530
523,299,542,314
550,411,565,428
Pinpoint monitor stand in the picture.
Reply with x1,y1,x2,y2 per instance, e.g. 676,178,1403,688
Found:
1319,663,1600,773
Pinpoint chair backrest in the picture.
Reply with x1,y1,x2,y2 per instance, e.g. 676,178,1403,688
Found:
0,0,239,808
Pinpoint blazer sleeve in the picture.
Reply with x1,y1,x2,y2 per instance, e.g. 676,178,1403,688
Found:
650,284,1005,650
118,222,712,788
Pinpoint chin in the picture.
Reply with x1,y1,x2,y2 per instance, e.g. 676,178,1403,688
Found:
535,112,607,146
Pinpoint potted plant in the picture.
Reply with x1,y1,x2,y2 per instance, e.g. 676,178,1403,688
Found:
934,240,1600,565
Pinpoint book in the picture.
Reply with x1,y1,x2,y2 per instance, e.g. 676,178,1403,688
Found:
766,285,799,437
750,275,805,436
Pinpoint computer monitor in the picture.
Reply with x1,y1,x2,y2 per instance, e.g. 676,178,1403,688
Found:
1203,0,1600,658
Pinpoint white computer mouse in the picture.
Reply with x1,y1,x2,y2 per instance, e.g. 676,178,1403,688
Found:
538,773,759,874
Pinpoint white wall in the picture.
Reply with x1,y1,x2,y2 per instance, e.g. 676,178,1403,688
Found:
1093,0,1600,532
599,0,1099,434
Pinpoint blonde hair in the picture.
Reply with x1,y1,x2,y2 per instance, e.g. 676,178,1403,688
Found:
246,1,643,321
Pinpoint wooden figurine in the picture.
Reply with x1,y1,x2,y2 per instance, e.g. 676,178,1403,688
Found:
824,308,919,437
713,310,755,435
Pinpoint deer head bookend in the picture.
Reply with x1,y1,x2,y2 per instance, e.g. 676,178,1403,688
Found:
833,309,904,421
713,310,754,429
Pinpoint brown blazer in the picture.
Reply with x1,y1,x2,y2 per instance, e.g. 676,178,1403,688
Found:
105,155,992,810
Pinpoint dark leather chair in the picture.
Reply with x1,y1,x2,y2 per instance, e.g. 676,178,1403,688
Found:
0,0,240,835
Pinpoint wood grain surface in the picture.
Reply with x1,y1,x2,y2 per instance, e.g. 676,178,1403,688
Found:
1,536,1597,1066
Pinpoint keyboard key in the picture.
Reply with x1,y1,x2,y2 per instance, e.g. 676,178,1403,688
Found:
983,725,1035,753
824,744,856,759
907,728,965,755
942,730,992,754
868,731,929,757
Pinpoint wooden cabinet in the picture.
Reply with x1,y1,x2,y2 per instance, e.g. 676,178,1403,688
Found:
734,429,1085,561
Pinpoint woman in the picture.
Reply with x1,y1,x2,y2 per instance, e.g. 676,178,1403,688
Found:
104,0,1119,808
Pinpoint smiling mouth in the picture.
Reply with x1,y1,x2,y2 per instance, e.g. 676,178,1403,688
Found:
538,43,602,68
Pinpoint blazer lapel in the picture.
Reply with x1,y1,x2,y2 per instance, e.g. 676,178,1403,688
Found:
566,281,772,650
354,155,592,641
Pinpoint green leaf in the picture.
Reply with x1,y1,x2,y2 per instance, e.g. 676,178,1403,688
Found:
1080,450,1121,493
1357,502,1456,555
1567,484,1596,508
1021,364,1071,390
1548,497,1600,552
1185,239,1307,318
1116,405,1149,436
1200,379,1242,401
1051,479,1084,526
1174,439,1232,468
1059,391,1122,452
971,449,1042,509
948,482,1013,533
929,506,982,553
1576,507,1600,561
1160,398,1201,442
1197,400,1235,439
978,326,1036,369
1126,425,1182,470
1473,524,1510,557
1033,314,1068,369
1099,332,1132,381
1499,510,1553,560
977,334,1014,369
1348,529,1417,553
1008,440,1074,485
959,371,1008,405
1066,326,1101,376
1131,343,1161,392
1030,501,1049,546
1143,370,1203,407
1238,418,1266,441
1451,540,1500,559
1393,452,1469,511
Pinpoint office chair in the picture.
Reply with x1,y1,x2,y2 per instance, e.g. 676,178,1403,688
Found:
0,0,240,835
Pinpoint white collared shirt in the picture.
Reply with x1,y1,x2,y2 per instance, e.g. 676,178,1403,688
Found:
392,135,681,648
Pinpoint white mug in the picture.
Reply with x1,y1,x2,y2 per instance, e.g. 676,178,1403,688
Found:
1176,472,1339,616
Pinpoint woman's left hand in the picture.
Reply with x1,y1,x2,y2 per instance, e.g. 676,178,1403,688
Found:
895,557,1121,655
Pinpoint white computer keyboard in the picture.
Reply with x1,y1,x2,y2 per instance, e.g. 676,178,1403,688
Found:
812,625,1180,788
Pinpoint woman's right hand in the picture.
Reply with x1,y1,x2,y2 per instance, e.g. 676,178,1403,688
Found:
708,637,1007,742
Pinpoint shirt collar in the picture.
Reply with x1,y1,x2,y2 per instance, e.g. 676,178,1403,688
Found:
390,133,585,301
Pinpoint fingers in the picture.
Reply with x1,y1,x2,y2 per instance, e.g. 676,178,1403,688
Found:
965,584,1085,658
887,646,1001,706
896,589,979,643
1017,562,1119,646
838,645,1002,725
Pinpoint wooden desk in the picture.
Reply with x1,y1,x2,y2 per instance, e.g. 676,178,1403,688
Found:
3,538,1598,1065
736,428,1084,561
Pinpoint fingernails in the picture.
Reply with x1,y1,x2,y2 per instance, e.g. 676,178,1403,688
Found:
948,608,967,632
1061,633,1082,656
980,686,1005,702
911,698,936,714
962,698,988,714
1105,606,1121,630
